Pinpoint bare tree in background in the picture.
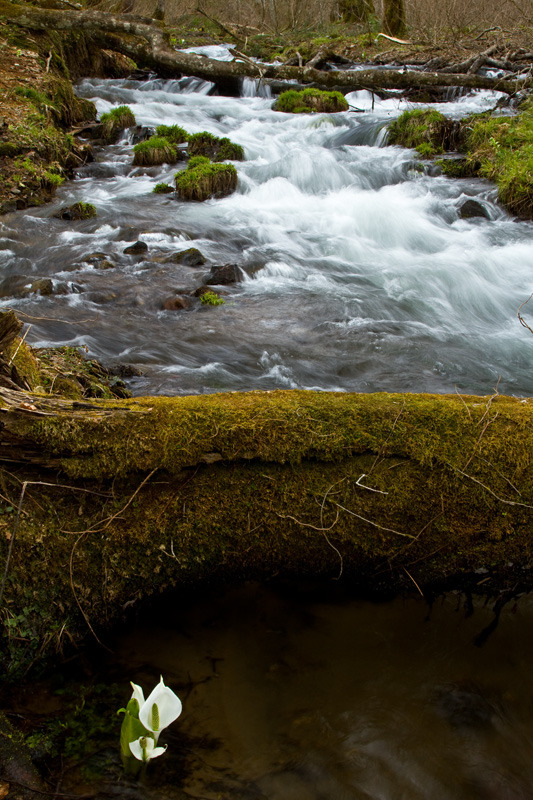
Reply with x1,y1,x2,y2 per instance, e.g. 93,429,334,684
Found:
332,0,373,23
383,0,407,35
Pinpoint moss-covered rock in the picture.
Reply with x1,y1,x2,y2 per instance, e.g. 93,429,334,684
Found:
152,181,174,193
175,156,238,201
155,124,189,143
272,88,349,114
97,105,136,144
187,131,245,161
388,108,459,157
54,201,97,220
132,135,183,166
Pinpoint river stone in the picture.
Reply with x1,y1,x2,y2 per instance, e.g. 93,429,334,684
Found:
131,126,155,144
21,279,54,297
204,263,242,285
83,253,116,269
164,248,206,267
162,295,190,311
123,241,148,255
459,199,490,220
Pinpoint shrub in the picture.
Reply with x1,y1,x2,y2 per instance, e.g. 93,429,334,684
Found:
188,132,245,161
272,88,349,114
175,156,238,201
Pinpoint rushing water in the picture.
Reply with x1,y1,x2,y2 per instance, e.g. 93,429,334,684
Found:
0,66,531,396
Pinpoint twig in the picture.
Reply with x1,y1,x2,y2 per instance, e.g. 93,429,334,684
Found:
355,473,388,494
0,481,27,606
474,26,502,40
13,309,98,324
517,293,533,335
403,567,424,597
45,49,53,72
454,386,472,420
448,464,533,509
462,411,498,471
67,469,157,649
7,324,31,366
334,502,417,538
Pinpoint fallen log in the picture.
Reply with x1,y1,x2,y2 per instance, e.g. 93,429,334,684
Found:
0,1,530,95
0,384,532,674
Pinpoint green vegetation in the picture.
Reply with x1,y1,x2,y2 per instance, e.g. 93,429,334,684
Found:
56,201,97,220
188,131,245,161
98,105,136,144
388,108,457,157
200,290,225,305
272,88,349,114
153,182,174,193
175,156,238,201
132,135,182,166
392,101,533,217
458,99,533,218
155,124,189,143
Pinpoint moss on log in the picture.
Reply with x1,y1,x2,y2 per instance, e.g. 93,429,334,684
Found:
0,384,532,675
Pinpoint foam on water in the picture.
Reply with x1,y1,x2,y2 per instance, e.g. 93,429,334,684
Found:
1,73,531,396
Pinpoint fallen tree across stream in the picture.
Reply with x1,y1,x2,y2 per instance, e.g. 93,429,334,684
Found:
0,380,532,675
0,0,530,95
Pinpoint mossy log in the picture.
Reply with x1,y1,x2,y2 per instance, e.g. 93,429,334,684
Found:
0,1,529,95
0,384,532,674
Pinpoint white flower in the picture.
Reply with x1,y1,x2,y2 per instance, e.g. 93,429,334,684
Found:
129,681,145,709
138,676,182,742
129,735,167,762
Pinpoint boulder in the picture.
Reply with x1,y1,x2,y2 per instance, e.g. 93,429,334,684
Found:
164,247,206,267
459,199,490,220
204,264,242,285
123,241,148,255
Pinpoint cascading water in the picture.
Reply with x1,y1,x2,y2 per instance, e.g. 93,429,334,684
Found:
0,62,531,398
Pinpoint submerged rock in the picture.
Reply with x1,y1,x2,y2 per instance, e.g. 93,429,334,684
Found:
162,295,191,311
164,247,206,267
459,198,490,220
123,241,148,255
55,202,97,221
204,263,242,285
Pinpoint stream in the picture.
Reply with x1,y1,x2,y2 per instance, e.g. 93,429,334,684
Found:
0,59,531,396
2,56,533,799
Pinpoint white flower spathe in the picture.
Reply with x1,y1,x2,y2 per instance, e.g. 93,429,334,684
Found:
129,735,167,762
137,676,182,742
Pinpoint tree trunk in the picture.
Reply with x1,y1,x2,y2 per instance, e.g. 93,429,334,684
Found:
0,384,532,674
0,2,528,94
332,0,372,24
383,0,407,38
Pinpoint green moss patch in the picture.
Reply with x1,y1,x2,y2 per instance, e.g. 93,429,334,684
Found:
175,156,238,201
153,181,174,194
132,135,182,166
187,131,245,161
388,108,459,157
98,105,135,144
155,124,189,143
273,88,349,114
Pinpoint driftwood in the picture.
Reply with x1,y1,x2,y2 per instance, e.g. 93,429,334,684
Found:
0,1,530,94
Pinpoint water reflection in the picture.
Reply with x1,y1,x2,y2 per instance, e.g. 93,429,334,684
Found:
98,583,533,799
